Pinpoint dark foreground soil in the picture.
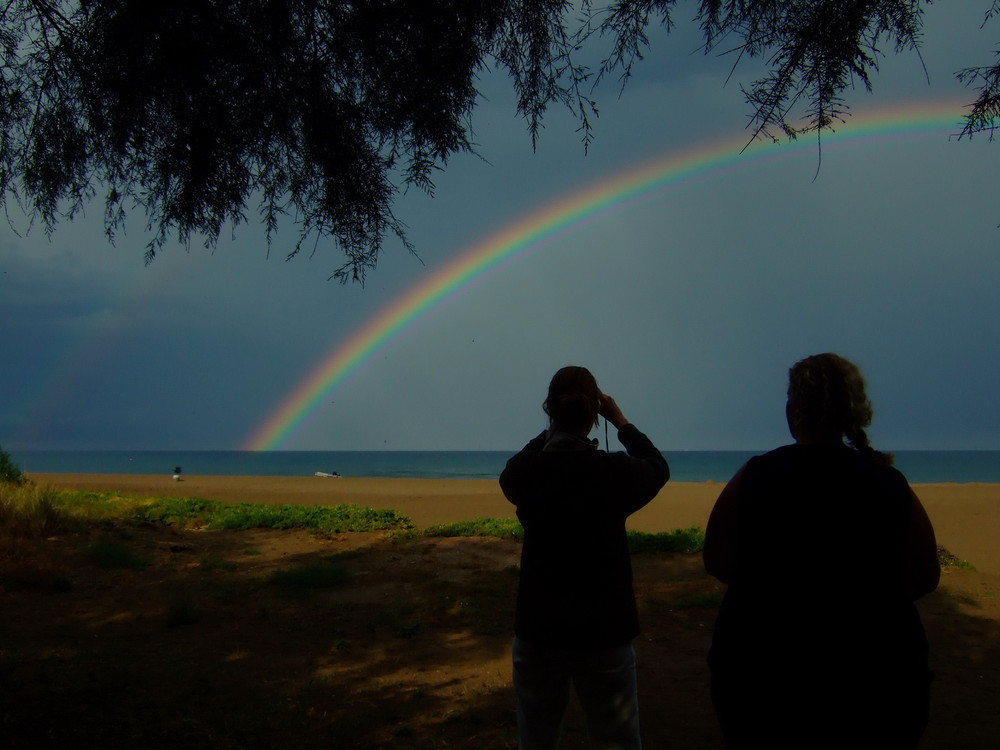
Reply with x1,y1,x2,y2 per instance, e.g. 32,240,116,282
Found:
2,526,998,749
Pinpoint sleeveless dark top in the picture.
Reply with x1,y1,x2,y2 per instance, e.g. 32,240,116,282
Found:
709,443,929,680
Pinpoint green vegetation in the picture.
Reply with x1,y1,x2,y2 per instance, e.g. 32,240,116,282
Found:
3,483,709,566
203,502,411,533
938,546,976,571
4,2,987,283
424,518,524,541
7,489,412,536
0,445,25,485
3,485,419,587
627,527,706,554
421,518,707,555
0,482,65,540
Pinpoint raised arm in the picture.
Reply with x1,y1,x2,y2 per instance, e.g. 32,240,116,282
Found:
611,423,670,512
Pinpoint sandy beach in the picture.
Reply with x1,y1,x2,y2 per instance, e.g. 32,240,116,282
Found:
29,473,1000,574
6,473,998,748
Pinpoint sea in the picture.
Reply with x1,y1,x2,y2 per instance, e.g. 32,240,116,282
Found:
9,449,1000,484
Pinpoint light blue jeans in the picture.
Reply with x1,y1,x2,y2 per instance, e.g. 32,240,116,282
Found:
512,637,641,750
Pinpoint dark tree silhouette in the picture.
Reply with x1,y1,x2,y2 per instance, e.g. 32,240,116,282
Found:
0,1,994,280
958,2,1000,139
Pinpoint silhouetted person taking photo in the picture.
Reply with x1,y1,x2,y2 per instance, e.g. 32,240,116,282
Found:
500,366,670,750
704,353,940,749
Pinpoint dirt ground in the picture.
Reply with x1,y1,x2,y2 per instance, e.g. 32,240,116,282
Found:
2,525,998,749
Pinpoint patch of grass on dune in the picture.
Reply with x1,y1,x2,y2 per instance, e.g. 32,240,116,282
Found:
938,546,975,570
627,527,705,554
35,491,413,535
421,519,706,555
12,484,704,557
423,518,524,541
206,502,411,534
36,490,163,526
127,496,223,525
0,482,66,540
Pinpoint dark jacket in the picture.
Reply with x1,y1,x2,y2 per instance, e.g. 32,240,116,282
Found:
500,424,669,648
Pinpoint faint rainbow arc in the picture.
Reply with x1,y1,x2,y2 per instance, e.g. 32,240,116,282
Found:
244,100,970,450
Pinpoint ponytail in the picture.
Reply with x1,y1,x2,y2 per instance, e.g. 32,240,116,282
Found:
789,353,893,467
845,425,894,468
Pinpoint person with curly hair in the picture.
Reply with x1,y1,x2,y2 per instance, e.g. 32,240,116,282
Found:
704,353,940,749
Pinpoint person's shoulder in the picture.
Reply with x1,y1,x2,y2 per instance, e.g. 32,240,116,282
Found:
741,444,844,488
743,444,796,473
853,451,910,492
760,444,798,460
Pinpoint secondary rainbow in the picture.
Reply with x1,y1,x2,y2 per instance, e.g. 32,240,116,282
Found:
244,99,971,450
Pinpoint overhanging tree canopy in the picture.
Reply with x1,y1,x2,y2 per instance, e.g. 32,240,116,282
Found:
1,1,996,281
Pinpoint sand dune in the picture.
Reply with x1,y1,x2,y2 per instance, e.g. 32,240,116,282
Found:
30,473,1000,575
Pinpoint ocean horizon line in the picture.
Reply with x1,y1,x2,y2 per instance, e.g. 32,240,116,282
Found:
11,448,1000,484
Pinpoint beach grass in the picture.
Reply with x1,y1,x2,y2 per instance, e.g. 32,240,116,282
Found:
628,527,706,553
0,482,65,541
1,483,972,574
1,485,413,536
424,517,524,540
938,546,975,571
422,518,707,554
2,482,412,541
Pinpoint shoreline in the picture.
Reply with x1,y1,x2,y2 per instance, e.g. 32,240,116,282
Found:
28,473,1000,575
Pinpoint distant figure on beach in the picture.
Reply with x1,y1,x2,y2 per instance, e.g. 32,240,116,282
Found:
500,366,670,750
173,466,182,482
704,353,940,749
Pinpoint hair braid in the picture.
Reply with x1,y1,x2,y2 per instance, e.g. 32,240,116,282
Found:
788,353,893,467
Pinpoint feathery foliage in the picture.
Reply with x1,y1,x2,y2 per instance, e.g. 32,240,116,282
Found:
0,482,63,539
0,1,993,279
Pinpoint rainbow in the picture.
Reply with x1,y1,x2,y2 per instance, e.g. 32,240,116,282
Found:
244,99,971,450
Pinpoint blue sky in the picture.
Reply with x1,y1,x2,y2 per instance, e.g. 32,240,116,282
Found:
2,2,998,452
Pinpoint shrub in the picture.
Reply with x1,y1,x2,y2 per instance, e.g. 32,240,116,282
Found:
0,483,64,539
626,527,706,554
123,497,412,534
0,445,25,485
938,546,975,570
423,518,524,541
